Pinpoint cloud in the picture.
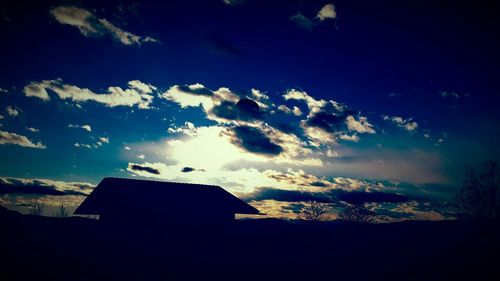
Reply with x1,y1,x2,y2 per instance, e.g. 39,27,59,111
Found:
244,187,407,207
322,148,448,184
24,79,155,109
290,4,336,31
74,136,109,149
23,81,51,101
440,91,460,99
96,137,110,147
337,191,407,204
26,127,40,133
370,200,454,222
283,89,344,118
0,130,46,149
284,89,375,145
278,105,303,116
345,116,375,134
181,167,196,173
168,121,198,137
162,83,274,124
228,125,284,156
0,177,95,213
277,105,292,114
74,142,92,149
223,124,321,166
68,124,92,132
383,115,418,132
137,154,145,159
161,83,216,110
127,80,157,94
164,125,266,170
317,4,337,21
244,187,333,203
49,6,158,45
246,200,304,219
339,134,360,142
0,114,4,120
6,106,19,117
127,163,161,175
0,177,94,196
292,106,303,116
222,0,245,6
0,88,8,93
290,13,315,31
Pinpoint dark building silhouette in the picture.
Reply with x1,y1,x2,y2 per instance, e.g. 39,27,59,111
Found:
74,177,259,226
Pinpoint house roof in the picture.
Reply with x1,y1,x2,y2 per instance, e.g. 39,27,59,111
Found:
74,177,260,215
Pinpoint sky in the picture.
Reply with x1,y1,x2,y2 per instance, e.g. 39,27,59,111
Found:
0,0,499,221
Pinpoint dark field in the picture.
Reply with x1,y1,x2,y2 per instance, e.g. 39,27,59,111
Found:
2,207,499,281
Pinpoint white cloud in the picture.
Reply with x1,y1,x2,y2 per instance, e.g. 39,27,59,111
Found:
137,154,145,159
97,18,158,45
277,105,292,114
162,83,257,124
0,88,8,93
74,142,92,149
283,89,345,118
346,115,376,134
24,81,51,101
383,115,418,132
49,6,158,46
339,134,360,142
317,4,337,21
50,6,97,35
277,105,302,116
167,121,197,137
292,106,303,116
6,106,18,117
74,135,109,149
124,146,131,150
0,114,4,120
161,83,215,110
0,130,46,149
96,137,109,147
26,127,40,133
68,124,92,132
128,80,157,94
24,79,155,109
250,89,272,109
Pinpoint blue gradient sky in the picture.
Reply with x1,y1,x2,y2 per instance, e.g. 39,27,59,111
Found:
0,0,498,220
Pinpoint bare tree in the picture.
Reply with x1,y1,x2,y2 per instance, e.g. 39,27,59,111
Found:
54,204,69,218
28,199,44,216
299,201,330,221
338,203,375,223
456,161,499,220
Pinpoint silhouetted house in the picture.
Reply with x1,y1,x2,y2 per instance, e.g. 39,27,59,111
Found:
74,177,259,226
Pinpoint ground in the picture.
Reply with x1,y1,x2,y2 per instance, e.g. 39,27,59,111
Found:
1,206,499,281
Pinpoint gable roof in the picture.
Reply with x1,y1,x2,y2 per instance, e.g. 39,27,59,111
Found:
74,177,260,215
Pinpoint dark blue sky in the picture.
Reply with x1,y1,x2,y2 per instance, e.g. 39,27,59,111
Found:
0,0,498,220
